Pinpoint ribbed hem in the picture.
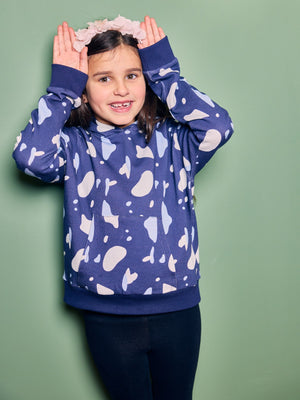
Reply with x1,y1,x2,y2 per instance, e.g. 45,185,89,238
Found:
64,282,200,315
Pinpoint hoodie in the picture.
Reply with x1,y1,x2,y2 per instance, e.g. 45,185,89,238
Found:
13,37,234,314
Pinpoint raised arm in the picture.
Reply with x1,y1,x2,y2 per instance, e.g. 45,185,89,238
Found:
12,22,88,182
138,17,234,175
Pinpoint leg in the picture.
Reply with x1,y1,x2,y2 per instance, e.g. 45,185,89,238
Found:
82,311,153,400
148,306,201,400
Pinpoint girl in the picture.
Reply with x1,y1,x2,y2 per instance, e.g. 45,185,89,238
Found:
13,16,234,400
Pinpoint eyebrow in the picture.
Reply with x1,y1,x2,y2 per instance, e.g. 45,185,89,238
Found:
92,68,143,77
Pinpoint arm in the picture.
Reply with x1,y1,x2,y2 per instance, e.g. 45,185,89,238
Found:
12,22,88,182
138,17,234,175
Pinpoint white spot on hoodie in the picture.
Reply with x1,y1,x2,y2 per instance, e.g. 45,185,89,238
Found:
103,246,127,271
122,268,138,291
96,284,114,295
184,109,209,121
199,129,222,152
77,171,95,198
131,171,153,197
38,98,52,125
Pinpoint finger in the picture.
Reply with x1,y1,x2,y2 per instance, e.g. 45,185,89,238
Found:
158,27,166,40
140,20,146,36
138,21,149,49
150,18,161,43
62,21,72,51
57,24,65,53
145,16,154,46
69,26,76,47
79,47,88,74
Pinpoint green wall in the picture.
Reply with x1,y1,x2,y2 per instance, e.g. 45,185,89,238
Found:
1,0,299,399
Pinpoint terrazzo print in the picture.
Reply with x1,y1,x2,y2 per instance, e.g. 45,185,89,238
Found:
13,38,233,298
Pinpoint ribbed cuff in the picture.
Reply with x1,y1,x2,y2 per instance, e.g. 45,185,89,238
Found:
138,36,176,71
49,64,88,97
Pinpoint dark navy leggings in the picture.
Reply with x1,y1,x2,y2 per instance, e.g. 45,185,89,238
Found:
82,306,201,400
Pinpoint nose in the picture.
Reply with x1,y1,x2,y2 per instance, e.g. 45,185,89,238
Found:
113,79,129,96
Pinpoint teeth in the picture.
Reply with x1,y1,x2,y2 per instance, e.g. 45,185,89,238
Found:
111,102,131,108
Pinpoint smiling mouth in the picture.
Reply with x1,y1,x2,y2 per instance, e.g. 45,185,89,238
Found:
110,101,133,110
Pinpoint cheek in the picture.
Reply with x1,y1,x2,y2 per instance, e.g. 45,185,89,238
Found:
86,86,106,106
137,82,146,103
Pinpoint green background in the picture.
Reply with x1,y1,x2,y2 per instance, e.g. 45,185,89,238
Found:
1,0,299,399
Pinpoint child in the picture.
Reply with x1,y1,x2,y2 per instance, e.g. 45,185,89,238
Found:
13,15,234,400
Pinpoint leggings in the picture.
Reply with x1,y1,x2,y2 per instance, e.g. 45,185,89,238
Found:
82,305,201,400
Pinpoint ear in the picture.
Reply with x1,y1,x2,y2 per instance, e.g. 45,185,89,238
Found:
82,93,88,104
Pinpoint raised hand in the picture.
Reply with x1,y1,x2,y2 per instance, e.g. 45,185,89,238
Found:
138,16,165,49
53,21,88,74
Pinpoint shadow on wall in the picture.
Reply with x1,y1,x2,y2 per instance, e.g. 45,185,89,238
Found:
64,306,112,399
11,164,111,399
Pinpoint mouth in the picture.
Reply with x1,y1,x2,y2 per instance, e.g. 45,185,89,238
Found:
109,101,133,112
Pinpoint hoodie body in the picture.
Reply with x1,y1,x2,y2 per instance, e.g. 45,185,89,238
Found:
13,37,234,314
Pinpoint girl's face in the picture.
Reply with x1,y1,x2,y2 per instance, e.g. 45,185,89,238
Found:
84,45,146,128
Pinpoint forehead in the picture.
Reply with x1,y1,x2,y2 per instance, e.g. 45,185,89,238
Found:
88,45,142,72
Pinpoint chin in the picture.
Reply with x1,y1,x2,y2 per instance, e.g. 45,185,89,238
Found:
112,117,136,128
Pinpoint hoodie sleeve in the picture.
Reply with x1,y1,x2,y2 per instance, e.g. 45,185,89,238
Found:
12,65,88,182
138,37,234,176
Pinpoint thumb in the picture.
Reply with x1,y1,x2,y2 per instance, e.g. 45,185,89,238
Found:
79,47,88,74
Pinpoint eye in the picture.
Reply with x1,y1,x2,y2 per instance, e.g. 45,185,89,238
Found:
127,73,137,80
99,76,110,83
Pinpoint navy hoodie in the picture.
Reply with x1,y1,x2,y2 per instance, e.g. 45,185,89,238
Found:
13,37,234,314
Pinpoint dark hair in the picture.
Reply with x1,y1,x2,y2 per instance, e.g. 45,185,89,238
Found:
66,30,170,142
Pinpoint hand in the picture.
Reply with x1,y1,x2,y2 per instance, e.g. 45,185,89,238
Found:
138,16,165,49
53,21,88,74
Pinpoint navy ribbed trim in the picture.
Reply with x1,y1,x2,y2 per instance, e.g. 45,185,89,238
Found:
49,64,88,97
64,282,200,315
138,36,176,71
